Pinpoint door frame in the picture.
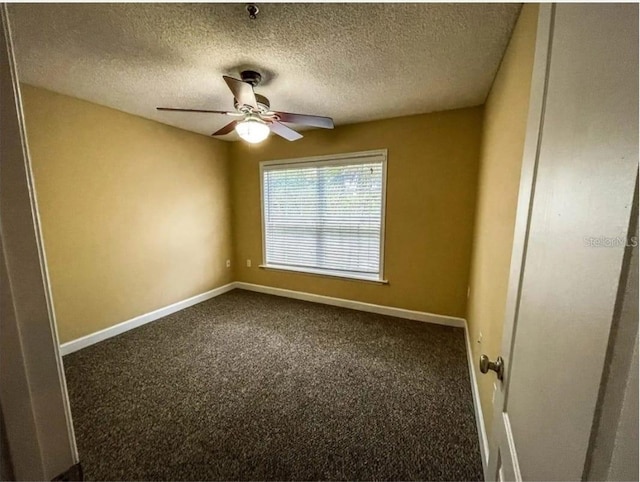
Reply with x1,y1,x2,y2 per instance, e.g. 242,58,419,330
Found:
486,4,554,480
0,4,78,479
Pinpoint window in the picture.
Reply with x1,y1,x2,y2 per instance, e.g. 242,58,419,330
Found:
261,150,387,282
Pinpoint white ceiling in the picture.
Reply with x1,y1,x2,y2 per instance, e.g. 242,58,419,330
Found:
9,3,521,140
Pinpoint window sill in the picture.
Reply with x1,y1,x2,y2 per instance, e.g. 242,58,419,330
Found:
259,264,389,284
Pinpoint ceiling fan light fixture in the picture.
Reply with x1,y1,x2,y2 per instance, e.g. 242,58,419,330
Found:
235,116,270,144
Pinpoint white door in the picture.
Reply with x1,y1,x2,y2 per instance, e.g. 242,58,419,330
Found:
484,4,639,481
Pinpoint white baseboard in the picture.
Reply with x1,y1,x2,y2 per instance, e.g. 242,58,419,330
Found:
59,281,464,354
464,322,489,472
59,283,236,355
234,282,466,328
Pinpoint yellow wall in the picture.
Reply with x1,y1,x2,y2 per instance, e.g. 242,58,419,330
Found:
21,85,233,343
230,108,483,318
466,4,539,436
21,14,534,350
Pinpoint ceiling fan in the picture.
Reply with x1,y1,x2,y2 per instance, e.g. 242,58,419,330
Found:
157,70,334,144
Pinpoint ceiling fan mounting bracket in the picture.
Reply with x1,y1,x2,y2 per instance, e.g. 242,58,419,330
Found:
240,70,262,87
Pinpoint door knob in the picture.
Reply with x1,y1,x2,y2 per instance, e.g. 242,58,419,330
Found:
479,355,504,381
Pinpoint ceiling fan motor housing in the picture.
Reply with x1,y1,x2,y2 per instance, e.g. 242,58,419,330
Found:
235,93,271,114
232,70,271,113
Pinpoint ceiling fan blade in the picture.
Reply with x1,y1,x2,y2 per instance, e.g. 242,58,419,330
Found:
223,76,258,109
269,121,303,141
274,111,334,129
157,107,233,115
211,121,238,136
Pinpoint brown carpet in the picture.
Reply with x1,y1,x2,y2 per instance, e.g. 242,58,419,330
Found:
63,289,483,481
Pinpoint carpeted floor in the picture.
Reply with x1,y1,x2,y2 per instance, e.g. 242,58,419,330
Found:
63,289,483,481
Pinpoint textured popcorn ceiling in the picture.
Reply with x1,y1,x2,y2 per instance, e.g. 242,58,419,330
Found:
9,3,520,140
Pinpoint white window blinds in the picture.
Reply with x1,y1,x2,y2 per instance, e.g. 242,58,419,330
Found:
261,151,386,281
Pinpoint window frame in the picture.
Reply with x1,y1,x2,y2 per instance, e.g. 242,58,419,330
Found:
259,149,388,284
